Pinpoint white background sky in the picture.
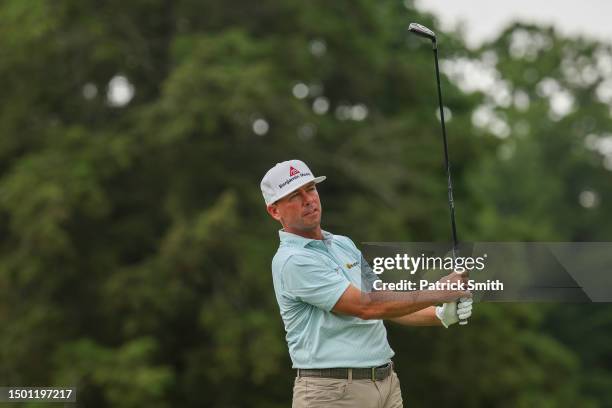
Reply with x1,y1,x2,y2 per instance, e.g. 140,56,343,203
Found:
416,0,612,48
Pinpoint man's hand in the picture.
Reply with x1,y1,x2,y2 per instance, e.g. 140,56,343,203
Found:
435,297,473,328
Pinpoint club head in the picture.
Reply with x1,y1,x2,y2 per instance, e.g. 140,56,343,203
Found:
408,23,436,42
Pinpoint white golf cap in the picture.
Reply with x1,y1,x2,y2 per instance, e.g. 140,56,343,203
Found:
260,160,326,205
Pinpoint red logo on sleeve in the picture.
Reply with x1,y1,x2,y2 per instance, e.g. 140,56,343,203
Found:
289,166,300,176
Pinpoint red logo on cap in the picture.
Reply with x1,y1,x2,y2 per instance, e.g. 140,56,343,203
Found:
289,166,300,176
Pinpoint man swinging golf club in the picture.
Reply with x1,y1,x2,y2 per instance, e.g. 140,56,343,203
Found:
262,159,473,408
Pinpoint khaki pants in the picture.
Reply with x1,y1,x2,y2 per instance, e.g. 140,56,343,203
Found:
292,370,403,408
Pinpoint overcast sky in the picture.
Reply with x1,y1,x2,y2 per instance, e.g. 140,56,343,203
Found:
416,0,612,48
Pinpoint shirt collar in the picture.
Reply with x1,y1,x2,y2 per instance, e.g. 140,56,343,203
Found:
278,229,334,247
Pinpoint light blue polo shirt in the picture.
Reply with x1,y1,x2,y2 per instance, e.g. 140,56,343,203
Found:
271,230,394,368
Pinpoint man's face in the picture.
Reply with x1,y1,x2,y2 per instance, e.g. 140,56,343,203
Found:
267,182,322,232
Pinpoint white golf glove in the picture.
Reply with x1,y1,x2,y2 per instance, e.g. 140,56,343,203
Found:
435,297,473,328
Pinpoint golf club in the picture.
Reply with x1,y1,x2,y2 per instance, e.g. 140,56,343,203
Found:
408,22,467,325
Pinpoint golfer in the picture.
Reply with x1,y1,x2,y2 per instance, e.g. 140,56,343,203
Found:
261,159,473,408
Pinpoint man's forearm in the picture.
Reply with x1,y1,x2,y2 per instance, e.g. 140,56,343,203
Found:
359,290,451,319
389,306,442,326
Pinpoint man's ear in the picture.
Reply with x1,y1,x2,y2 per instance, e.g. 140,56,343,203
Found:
266,203,281,222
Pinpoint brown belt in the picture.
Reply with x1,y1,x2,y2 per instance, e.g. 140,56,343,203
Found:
296,362,393,381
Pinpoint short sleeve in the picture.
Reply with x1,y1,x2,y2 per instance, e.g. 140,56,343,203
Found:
360,255,380,293
281,254,351,311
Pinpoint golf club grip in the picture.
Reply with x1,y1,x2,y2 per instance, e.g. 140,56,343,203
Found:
458,271,469,326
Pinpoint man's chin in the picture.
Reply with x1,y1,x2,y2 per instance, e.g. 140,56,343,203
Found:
306,215,322,228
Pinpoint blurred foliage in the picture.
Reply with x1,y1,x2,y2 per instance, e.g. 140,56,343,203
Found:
0,0,611,407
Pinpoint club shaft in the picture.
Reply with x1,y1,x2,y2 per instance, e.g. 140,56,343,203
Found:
432,46,467,325
432,47,458,252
